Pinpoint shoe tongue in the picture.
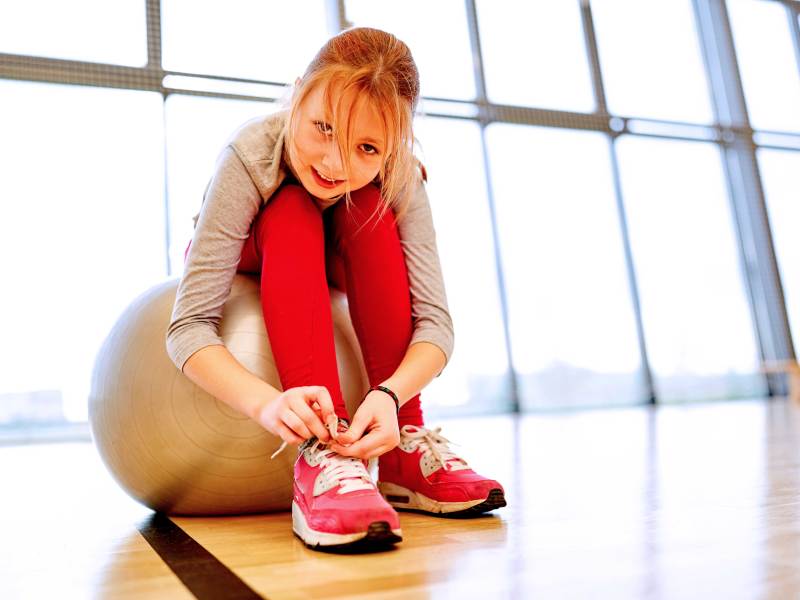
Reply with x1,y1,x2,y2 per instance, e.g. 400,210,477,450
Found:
420,434,469,470
330,451,367,474
331,455,374,493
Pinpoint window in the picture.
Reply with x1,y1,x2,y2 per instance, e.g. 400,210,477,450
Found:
161,0,329,83
486,124,644,409
2,0,796,441
413,117,511,416
727,0,800,133
0,80,165,423
759,148,800,350
476,0,595,112
591,0,714,124
0,0,146,66
344,0,475,100
616,135,766,402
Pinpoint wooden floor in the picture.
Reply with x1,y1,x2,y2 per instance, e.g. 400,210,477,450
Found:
3,397,800,599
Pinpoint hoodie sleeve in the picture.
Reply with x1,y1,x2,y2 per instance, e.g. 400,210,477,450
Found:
165,145,262,373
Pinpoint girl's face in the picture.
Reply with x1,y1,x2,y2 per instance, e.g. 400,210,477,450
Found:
288,81,388,208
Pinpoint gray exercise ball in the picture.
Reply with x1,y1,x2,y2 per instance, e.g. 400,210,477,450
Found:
89,273,369,516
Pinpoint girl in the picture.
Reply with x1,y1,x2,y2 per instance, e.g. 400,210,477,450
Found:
167,27,505,550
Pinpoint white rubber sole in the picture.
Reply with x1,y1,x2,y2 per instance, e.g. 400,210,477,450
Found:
377,481,487,514
291,501,402,547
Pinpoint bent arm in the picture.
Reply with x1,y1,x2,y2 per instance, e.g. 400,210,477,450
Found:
371,341,446,409
183,345,282,420
165,145,268,416
395,177,455,378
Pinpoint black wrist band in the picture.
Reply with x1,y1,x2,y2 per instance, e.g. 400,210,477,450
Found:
367,385,400,414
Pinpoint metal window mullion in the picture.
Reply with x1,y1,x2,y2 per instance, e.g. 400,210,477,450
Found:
464,0,520,413
579,0,609,116
145,0,172,275
0,53,162,89
325,0,351,35
692,0,795,396
580,0,657,404
786,1,800,82
145,0,163,70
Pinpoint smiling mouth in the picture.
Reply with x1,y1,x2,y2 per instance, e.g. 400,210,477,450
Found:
311,166,344,188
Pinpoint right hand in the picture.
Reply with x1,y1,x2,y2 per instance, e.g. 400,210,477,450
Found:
255,386,335,446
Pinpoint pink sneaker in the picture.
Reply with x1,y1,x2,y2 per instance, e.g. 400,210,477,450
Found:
293,435,402,550
377,425,506,516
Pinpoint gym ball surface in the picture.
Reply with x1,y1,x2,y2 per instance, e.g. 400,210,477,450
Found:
89,273,369,515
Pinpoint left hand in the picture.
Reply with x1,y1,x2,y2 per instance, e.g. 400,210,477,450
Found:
329,390,400,459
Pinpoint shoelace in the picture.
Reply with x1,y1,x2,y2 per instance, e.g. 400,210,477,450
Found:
270,413,341,459
269,415,372,494
401,425,470,472
303,439,374,494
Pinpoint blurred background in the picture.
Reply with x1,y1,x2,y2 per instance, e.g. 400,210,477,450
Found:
1,0,798,443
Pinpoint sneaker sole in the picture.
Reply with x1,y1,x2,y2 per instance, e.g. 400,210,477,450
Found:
291,501,403,549
378,482,507,517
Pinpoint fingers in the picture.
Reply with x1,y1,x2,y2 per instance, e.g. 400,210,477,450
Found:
330,433,392,460
335,409,370,445
281,410,313,440
274,421,304,446
303,386,336,421
260,386,341,444
288,395,330,442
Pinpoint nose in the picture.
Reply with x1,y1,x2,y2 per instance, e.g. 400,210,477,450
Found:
321,142,345,180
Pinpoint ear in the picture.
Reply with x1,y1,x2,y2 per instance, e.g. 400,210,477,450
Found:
289,77,302,104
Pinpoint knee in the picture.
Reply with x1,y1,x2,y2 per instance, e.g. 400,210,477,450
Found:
270,184,318,216
265,184,321,223
334,183,393,231
349,183,384,216
257,184,322,240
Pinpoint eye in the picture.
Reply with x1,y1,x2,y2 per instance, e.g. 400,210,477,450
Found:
314,120,333,136
360,144,379,156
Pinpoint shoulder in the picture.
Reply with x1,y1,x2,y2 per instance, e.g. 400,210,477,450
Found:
222,109,289,200
394,170,432,230
226,110,288,165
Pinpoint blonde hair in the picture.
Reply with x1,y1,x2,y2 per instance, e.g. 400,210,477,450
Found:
285,27,424,224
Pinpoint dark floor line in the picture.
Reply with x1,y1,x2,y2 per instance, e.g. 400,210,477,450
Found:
137,512,265,600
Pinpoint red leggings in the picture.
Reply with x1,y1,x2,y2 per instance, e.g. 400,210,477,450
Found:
185,183,423,425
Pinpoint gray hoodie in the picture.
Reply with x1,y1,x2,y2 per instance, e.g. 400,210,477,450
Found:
166,110,454,377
